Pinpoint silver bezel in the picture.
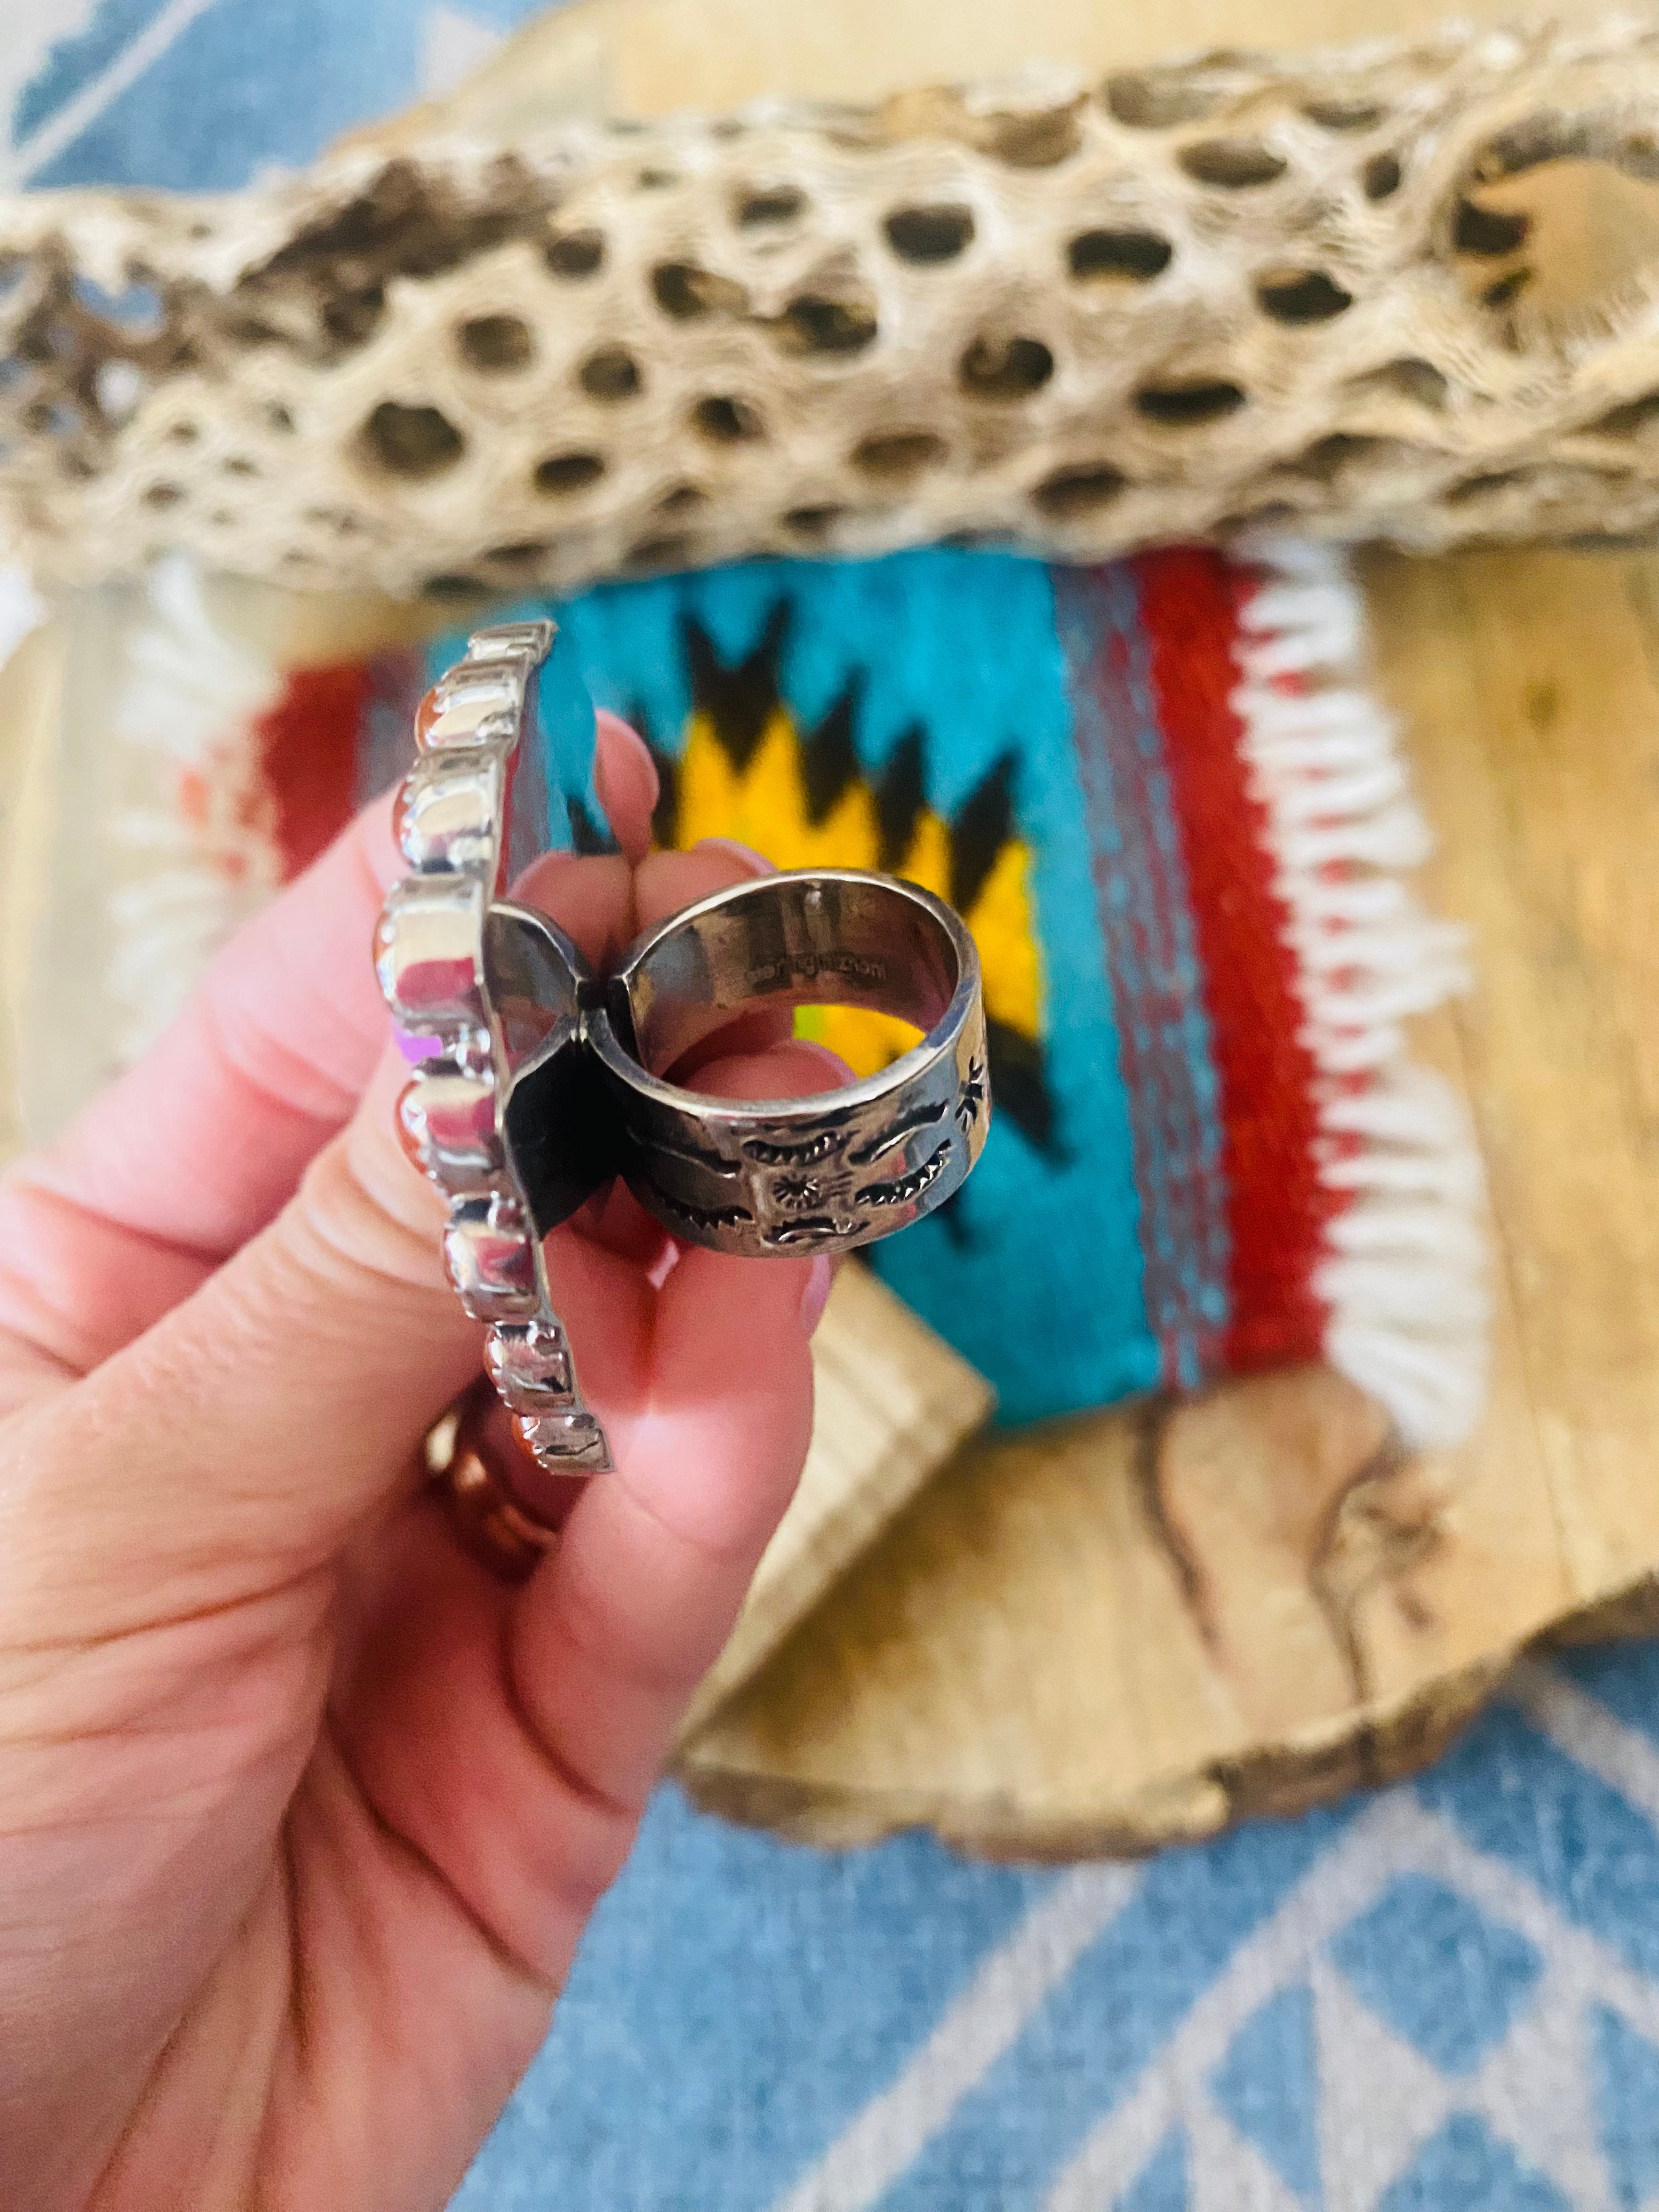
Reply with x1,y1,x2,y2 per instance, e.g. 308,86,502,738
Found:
376,622,614,1485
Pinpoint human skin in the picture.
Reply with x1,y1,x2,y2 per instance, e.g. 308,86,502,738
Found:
0,715,831,2210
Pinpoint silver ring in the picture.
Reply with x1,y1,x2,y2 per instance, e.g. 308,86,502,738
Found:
589,871,988,1258
375,620,989,1497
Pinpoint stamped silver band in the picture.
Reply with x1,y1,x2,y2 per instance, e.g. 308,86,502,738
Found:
589,872,989,1259
376,623,990,1512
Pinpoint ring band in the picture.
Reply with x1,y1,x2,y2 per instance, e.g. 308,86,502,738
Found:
377,620,990,1498
588,870,989,1258
428,1382,586,1580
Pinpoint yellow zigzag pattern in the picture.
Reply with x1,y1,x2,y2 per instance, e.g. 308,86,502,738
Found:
670,703,1043,1079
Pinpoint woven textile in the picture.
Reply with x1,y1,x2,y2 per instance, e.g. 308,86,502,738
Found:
439,542,1476,1438
138,539,1474,1441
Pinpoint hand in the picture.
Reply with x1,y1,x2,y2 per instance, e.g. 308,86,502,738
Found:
0,718,830,2211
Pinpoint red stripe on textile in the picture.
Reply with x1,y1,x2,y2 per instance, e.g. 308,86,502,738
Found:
252,662,371,882
1134,546,1335,1373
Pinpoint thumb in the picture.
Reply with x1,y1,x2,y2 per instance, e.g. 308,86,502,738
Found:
2,1046,482,1632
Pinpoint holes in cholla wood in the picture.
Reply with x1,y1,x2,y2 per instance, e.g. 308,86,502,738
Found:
652,262,749,319
883,205,975,263
266,402,296,434
734,186,806,228
1302,97,1389,131
958,334,1054,398
1453,199,1531,256
1595,390,1659,435
657,483,707,515
851,430,946,478
781,503,846,538
484,538,554,567
320,286,386,349
1102,69,1221,129
546,228,605,278
1068,228,1172,282
983,105,1083,169
1256,268,1355,323
1134,379,1245,425
143,482,184,507
359,399,465,479
1347,357,1451,410
534,452,605,494
1450,122,1659,335
457,313,534,371
625,531,698,571
1178,138,1289,189
693,393,765,443
772,290,879,355
1363,151,1404,200
1480,268,1531,311
1032,461,1126,517
1287,432,1432,482
579,346,641,400
1442,468,1532,506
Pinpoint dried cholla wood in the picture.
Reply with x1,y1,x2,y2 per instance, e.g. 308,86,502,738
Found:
6,22,1659,593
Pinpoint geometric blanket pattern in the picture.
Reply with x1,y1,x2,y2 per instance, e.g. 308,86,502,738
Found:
457,1641,1659,2212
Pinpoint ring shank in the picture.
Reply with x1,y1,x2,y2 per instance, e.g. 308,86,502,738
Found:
623,872,960,1076
591,870,990,1260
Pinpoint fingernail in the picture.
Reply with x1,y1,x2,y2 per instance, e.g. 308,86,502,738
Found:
594,712,660,866
799,1254,834,1336
695,835,774,877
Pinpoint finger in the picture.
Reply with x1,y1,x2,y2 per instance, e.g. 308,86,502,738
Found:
511,1038,845,1811
591,711,659,866
634,837,771,927
0,716,647,1395
630,838,800,1074
267,1047,842,2001
0,1043,482,1628
513,1239,819,1810
324,1192,825,1982
506,851,634,973
0,800,402,1396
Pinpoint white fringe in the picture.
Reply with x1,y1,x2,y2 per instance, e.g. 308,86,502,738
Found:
1232,538,1489,1448
108,557,286,1062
